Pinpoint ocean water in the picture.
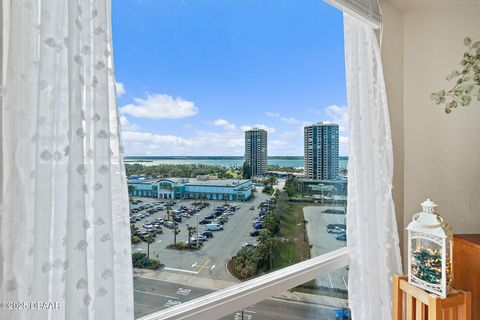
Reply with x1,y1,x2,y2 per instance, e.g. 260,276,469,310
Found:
124,156,348,169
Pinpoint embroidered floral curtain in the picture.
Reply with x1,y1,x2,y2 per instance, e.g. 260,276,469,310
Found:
344,13,403,320
0,0,133,319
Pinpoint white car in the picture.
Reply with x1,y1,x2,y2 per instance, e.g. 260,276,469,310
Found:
189,235,207,243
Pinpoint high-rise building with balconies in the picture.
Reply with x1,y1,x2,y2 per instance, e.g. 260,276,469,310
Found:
304,122,339,180
245,128,268,178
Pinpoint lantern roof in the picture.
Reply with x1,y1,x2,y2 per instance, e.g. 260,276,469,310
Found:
407,199,453,237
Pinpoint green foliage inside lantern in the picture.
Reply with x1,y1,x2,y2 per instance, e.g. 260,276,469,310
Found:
412,248,442,285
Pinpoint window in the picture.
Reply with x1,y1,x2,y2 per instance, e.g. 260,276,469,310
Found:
114,1,349,318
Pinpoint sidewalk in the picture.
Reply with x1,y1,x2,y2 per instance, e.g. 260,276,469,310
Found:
134,268,238,290
134,268,349,308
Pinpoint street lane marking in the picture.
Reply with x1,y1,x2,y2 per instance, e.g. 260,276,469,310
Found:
342,275,348,290
164,267,199,275
192,262,198,268
328,274,334,288
196,259,210,273
134,289,177,300
176,288,191,296
164,300,182,308
210,265,216,271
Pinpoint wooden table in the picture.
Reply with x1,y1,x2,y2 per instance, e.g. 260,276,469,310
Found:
454,234,480,320
392,275,471,320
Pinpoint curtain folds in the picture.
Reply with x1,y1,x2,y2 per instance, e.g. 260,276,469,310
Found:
344,13,403,320
0,0,133,319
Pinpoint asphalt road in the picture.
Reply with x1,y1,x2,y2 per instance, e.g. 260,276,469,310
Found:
134,277,336,319
303,205,349,291
131,191,272,281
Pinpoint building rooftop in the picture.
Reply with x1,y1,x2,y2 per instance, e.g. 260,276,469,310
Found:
127,177,251,187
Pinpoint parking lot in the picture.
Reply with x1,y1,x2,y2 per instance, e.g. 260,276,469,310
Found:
130,191,272,281
304,206,349,291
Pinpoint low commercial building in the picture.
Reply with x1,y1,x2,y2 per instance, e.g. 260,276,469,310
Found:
127,177,253,201
299,179,347,196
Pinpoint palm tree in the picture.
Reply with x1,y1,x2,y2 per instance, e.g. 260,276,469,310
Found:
186,224,196,247
166,207,171,221
172,223,180,246
257,230,275,271
145,235,155,259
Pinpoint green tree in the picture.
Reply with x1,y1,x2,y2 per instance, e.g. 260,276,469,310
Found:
145,234,155,259
172,223,180,246
257,230,275,271
284,176,301,197
242,162,252,179
186,224,197,247
265,175,278,186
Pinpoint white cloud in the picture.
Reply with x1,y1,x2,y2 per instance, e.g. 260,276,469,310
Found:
265,111,301,125
122,131,193,146
119,116,140,131
120,93,198,120
339,136,349,145
240,124,276,134
212,119,236,131
324,105,349,132
116,82,125,97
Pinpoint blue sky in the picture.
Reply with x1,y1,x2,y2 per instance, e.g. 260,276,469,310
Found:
112,0,348,156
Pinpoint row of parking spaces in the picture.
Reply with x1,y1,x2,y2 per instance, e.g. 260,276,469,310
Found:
241,198,275,247
130,197,245,248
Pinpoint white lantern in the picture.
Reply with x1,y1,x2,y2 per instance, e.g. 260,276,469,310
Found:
407,199,453,298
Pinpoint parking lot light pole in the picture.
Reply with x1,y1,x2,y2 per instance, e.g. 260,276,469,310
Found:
196,213,199,248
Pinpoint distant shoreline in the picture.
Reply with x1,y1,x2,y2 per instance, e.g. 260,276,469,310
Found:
124,156,349,160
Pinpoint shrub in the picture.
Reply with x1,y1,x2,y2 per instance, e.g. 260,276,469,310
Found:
132,252,163,270
131,235,141,244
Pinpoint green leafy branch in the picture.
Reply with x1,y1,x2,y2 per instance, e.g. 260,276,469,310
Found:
431,37,480,113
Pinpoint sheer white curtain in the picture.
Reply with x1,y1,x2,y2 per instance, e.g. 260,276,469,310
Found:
344,13,403,320
0,0,133,319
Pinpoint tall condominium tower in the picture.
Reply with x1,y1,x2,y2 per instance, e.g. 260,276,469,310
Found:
304,122,339,180
244,128,268,177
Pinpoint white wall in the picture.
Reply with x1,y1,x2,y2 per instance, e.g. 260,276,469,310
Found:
403,2,480,242
380,0,480,263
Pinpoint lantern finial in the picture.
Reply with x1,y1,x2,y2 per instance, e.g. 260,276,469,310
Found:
421,198,438,215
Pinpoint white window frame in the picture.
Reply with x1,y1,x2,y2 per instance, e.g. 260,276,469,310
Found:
138,247,349,320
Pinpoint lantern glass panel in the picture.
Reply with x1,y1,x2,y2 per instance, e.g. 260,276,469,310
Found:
411,236,443,285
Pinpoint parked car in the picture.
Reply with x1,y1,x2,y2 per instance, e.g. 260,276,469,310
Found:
199,219,211,225
250,206,255,210
334,308,351,320
201,231,213,238
241,242,257,248
205,223,223,231
250,230,260,237
327,227,346,234
252,220,262,227
336,233,347,241
190,235,207,243
163,221,175,229
172,215,182,223
205,214,215,220
254,223,263,230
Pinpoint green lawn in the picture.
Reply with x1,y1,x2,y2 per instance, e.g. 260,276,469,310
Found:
272,202,315,269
